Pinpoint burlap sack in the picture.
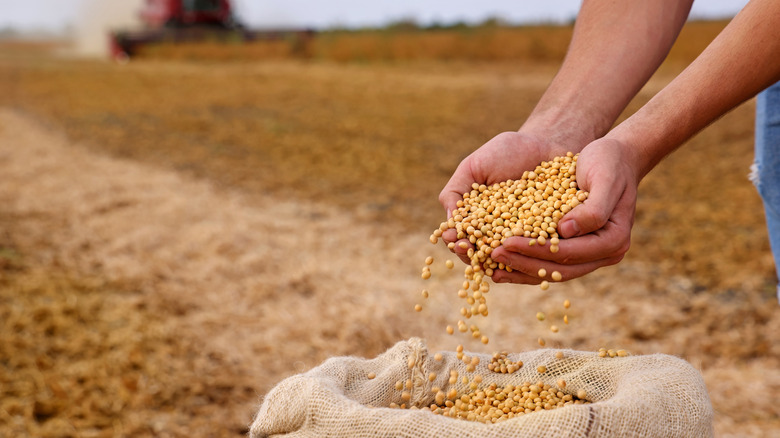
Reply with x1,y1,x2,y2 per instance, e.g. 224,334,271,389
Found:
250,338,713,437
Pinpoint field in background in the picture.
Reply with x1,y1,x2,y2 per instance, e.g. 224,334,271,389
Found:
1,19,779,437
134,20,727,67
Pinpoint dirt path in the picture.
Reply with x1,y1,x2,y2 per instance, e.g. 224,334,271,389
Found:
0,107,441,436
1,108,778,436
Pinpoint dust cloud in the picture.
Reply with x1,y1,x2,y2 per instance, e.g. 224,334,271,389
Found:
73,0,144,57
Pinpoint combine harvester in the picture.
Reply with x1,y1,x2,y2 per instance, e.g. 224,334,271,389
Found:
109,0,314,61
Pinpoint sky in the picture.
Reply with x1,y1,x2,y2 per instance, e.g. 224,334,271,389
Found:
0,0,751,34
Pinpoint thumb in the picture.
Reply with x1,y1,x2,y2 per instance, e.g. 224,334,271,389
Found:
558,176,623,238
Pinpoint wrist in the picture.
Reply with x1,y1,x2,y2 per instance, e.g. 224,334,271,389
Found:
519,105,614,155
603,121,658,181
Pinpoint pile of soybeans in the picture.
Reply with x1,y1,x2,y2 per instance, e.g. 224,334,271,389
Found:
419,380,588,423
410,153,595,422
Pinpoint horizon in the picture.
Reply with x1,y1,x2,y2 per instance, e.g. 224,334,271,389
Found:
0,0,751,36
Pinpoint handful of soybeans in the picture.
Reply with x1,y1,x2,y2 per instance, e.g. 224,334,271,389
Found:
431,152,588,274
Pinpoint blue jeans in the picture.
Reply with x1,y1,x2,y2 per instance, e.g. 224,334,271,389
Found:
754,80,780,301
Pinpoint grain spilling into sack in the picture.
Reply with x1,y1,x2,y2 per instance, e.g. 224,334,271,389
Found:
249,153,714,437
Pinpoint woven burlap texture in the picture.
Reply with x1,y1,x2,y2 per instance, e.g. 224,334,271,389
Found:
251,338,713,437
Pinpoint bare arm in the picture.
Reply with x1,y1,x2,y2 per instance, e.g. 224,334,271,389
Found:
607,0,780,178
521,0,694,154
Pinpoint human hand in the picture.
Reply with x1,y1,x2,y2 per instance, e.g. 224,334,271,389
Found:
489,137,640,284
438,131,566,266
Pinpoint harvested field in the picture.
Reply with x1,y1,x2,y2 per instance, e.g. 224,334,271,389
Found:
1,25,779,436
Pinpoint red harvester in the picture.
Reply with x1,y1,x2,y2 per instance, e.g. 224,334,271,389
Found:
109,0,314,61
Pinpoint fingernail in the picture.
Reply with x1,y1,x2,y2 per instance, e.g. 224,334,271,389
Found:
561,220,580,237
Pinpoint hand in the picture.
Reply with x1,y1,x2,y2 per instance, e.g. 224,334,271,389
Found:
438,131,566,266
489,137,640,284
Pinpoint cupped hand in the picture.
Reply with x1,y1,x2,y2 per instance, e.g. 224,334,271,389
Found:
490,137,641,284
438,131,564,265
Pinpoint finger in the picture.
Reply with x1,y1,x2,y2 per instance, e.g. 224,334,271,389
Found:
452,250,471,266
447,251,471,266
558,174,624,238
491,245,549,278
549,196,633,264
491,244,625,282
543,184,635,263
499,216,630,266
441,228,458,245
443,235,474,265
438,159,477,215
491,268,544,285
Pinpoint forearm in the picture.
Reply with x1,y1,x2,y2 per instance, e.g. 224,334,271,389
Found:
522,0,693,154
608,0,780,179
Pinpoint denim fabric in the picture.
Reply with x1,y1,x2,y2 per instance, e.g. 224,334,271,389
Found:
754,79,780,301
